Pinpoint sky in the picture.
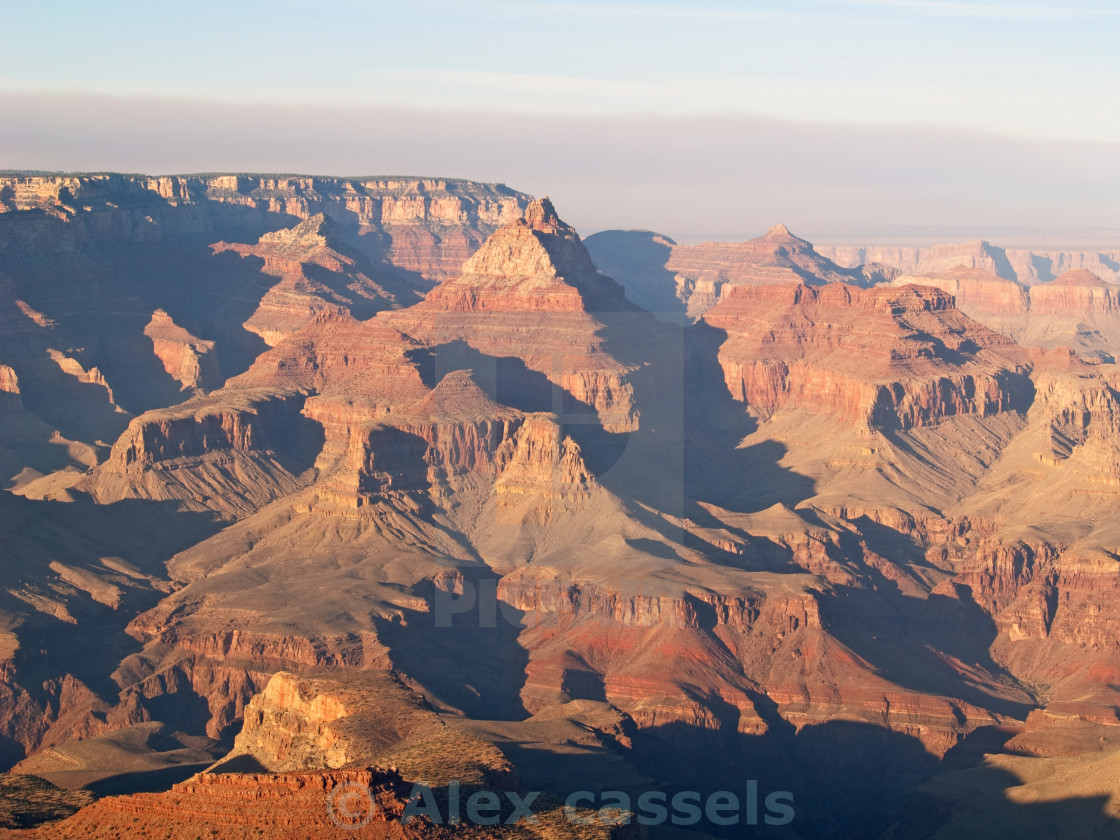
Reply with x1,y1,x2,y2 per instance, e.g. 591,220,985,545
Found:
1,0,1118,244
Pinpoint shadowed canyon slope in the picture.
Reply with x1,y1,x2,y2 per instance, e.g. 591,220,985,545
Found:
2,175,1120,839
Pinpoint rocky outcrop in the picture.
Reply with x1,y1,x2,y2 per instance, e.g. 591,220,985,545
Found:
659,224,885,320
894,268,1120,358
335,373,524,508
215,214,399,346
29,767,430,839
492,414,595,512
219,669,516,788
102,391,308,467
144,309,220,392
380,198,640,432
228,672,352,770
0,174,527,282
703,282,1032,429
80,390,316,516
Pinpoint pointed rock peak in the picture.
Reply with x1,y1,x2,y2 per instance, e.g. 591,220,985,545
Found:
1054,268,1107,287
409,369,510,418
524,196,566,233
423,194,632,313
759,223,813,248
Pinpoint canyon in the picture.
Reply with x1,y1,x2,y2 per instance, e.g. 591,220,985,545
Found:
0,175,1119,839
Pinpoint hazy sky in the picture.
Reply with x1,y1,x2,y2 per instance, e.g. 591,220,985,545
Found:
2,0,1118,243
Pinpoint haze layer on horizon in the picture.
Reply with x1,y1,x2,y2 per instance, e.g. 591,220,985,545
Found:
2,0,1118,246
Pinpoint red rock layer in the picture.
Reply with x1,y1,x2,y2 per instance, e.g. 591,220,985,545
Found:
143,309,220,391
380,198,639,432
703,282,1031,429
665,224,876,318
214,214,397,346
27,768,450,840
1030,269,1120,315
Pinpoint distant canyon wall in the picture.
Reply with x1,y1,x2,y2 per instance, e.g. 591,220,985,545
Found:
818,241,1120,286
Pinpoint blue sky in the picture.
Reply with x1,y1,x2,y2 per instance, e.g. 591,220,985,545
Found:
2,0,1118,241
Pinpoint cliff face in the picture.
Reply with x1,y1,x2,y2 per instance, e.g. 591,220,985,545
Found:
0,173,527,282
32,767,431,840
144,309,220,392
666,224,880,319
821,240,1120,286
894,267,1120,359
229,672,352,771
215,213,401,347
703,282,1032,429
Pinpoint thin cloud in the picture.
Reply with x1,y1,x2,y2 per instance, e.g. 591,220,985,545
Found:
1,92,1117,246
473,0,1119,20
808,0,1120,18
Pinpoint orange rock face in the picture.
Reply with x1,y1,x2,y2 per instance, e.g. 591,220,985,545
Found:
381,198,641,432
703,282,1031,429
144,309,220,392
28,768,442,840
1030,269,1120,315
894,267,1120,359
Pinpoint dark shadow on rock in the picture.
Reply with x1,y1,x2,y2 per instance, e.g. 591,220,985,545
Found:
560,658,608,703
680,320,816,514
376,570,530,722
84,762,214,796
422,339,631,479
818,533,1037,719
134,690,218,744
584,230,686,323
882,763,1120,840
207,752,269,774
0,492,225,765
1029,253,1056,284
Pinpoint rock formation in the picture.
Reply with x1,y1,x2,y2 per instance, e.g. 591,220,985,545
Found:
703,282,1032,429
587,223,891,321
380,198,641,432
215,213,402,347
893,267,1120,359
4,175,1120,838
143,309,220,392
